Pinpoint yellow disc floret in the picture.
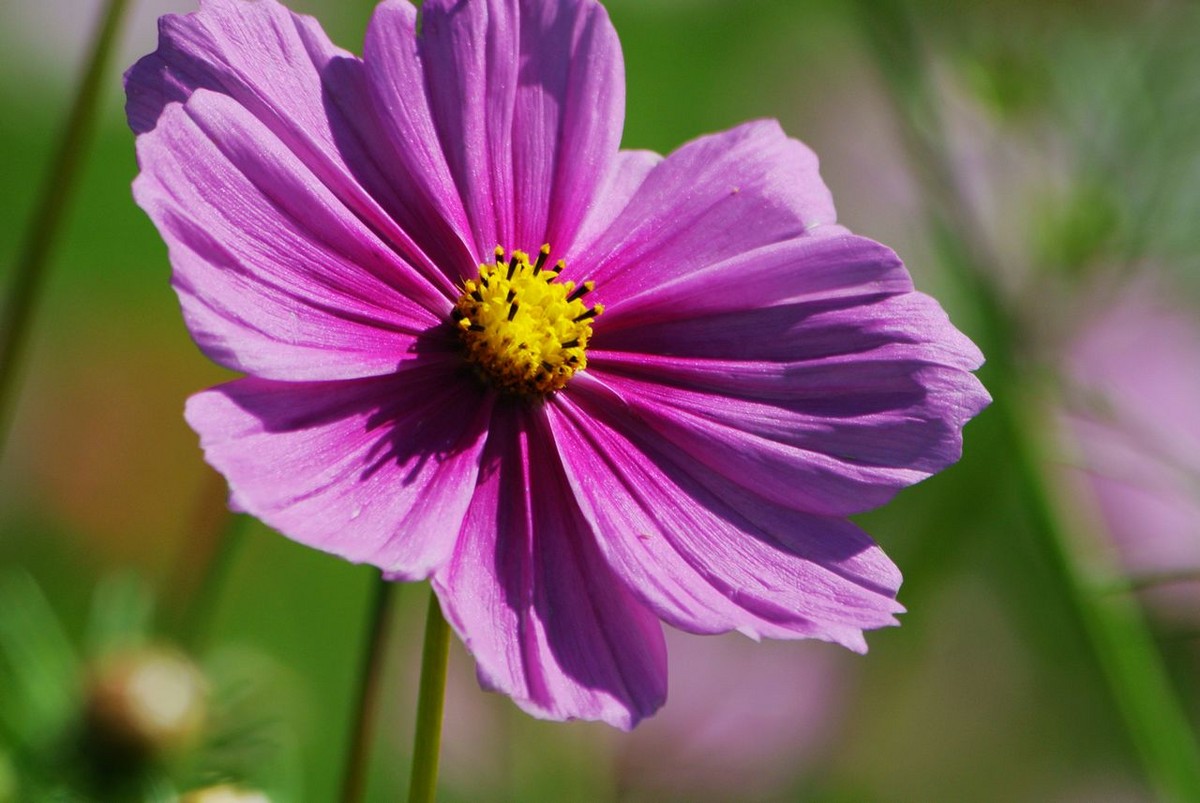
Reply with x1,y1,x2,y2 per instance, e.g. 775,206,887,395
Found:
454,244,603,398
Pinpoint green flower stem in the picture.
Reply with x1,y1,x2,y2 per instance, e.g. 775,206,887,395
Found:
341,573,398,803
1006,387,1200,801
172,474,247,651
0,0,131,457
407,586,451,803
852,2,1200,798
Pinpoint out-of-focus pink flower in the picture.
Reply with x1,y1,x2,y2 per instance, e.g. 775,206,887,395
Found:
1062,283,1200,619
616,629,850,799
126,0,987,728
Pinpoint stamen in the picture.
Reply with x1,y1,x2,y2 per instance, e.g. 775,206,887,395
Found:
509,251,528,281
573,306,601,322
567,281,594,302
452,245,602,397
533,243,550,273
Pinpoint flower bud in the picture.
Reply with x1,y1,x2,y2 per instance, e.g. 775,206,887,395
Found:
82,647,208,767
181,785,271,803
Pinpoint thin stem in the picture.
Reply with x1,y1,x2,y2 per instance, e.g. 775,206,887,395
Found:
1007,394,1200,801
168,469,241,647
407,586,451,803
177,524,248,652
0,0,131,457
852,2,1200,799
341,573,397,803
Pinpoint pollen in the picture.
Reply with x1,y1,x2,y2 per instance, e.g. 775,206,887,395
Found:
454,244,603,398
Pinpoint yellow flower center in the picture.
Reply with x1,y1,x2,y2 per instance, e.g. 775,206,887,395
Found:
454,245,603,398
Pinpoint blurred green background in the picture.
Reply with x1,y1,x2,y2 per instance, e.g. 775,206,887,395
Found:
2,0,1199,800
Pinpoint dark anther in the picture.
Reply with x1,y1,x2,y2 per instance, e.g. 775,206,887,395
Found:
534,245,550,273
561,339,580,349
506,289,516,303
471,289,484,302
507,302,519,321
507,256,519,280
573,308,599,322
469,323,485,332
567,283,591,302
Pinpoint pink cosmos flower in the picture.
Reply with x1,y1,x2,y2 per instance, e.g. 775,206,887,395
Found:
1062,284,1200,621
126,0,989,728
616,630,851,798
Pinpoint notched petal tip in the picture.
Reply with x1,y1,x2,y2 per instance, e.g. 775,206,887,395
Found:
430,409,668,730
124,0,344,136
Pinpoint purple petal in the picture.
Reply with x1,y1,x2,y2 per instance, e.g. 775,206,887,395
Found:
597,233,910,332
570,149,663,256
126,0,343,137
433,404,667,729
185,362,490,579
575,120,837,291
588,363,985,518
415,0,625,257
362,1,477,278
127,0,471,288
594,289,985,371
586,283,990,516
547,389,904,652
134,90,449,380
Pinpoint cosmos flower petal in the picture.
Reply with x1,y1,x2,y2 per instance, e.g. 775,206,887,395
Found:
185,364,491,579
587,363,987,518
134,89,448,381
433,405,668,729
588,280,990,516
126,0,472,288
416,0,626,255
548,389,903,652
597,233,909,331
576,120,836,286
362,0,477,278
125,0,343,138
569,149,663,257
596,287,985,371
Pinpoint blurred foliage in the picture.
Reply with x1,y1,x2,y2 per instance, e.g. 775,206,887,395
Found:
0,573,298,801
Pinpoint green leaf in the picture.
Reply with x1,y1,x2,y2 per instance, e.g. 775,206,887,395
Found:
86,572,154,658
0,572,79,750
